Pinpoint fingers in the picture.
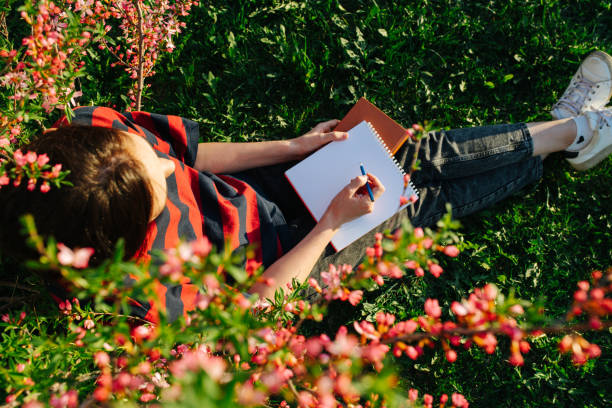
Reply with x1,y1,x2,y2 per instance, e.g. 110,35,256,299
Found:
346,175,368,195
366,173,385,199
315,119,341,132
322,130,348,143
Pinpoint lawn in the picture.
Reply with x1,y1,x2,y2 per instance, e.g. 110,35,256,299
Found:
4,0,612,406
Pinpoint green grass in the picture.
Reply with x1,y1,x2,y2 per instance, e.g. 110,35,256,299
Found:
132,1,612,406
8,0,612,406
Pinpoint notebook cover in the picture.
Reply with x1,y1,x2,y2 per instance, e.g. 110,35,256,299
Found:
334,97,409,154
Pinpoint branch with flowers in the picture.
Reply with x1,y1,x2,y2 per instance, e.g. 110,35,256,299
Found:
0,0,199,192
1,214,608,407
0,148,69,192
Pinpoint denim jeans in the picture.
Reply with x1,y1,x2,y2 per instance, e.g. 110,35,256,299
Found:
232,122,542,278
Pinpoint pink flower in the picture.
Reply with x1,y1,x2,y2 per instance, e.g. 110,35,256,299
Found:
573,290,587,302
403,173,411,186
477,333,498,354
404,260,418,269
51,163,62,178
429,263,443,277
140,393,156,403
328,326,359,356
409,194,418,203
443,245,459,257
297,391,316,407
451,301,468,317
131,325,153,343
509,352,524,366
452,393,469,407
0,174,9,186
446,349,457,363
559,335,573,353
94,351,110,367
237,383,267,406
399,195,409,206
36,153,49,166
347,290,363,306
424,394,433,405
408,388,418,401
376,312,396,327
406,345,419,359
27,178,36,191
361,343,390,371
191,236,211,257
508,304,524,315
40,181,50,193
308,278,322,292
482,284,498,300
353,320,380,342
83,319,95,330
414,227,424,238
57,243,94,268
587,344,601,358
25,151,37,164
424,298,441,318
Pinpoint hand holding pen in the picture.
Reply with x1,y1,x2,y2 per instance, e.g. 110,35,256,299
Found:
321,166,385,228
359,163,375,201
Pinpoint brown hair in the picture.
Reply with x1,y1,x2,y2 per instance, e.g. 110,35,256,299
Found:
0,125,154,266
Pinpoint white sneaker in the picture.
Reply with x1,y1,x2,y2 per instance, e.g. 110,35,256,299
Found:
566,108,612,170
551,51,612,120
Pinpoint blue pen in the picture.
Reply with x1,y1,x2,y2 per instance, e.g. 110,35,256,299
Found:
359,163,375,202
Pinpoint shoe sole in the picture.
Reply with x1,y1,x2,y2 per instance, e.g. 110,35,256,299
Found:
567,121,612,170
551,50,612,120
568,144,612,170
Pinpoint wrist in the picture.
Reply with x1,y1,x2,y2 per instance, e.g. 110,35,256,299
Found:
319,210,342,232
286,138,305,160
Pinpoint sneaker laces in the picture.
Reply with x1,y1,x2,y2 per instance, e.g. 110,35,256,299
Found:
594,109,612,130
553,77,596,116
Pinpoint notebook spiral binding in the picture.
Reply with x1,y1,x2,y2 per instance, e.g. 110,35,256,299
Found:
365,121,419,199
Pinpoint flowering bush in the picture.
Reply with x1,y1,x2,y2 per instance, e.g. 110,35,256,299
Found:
0,1,610,407
0,214,609,407
0,0,196,190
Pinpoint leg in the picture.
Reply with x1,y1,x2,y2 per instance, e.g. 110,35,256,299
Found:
528,118,576,158
408,157,542,227
396,119,574,184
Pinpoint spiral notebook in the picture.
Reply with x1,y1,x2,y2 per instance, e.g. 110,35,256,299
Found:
285,120,418,251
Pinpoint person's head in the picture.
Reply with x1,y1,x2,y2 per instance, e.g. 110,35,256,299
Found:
0,125,175,266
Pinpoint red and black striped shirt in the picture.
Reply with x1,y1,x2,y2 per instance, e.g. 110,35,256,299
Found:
55,106,290,322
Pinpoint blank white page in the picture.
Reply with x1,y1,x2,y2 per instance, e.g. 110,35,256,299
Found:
285,120,416,251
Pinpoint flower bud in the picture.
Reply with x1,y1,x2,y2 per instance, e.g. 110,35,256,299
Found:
443,245,459,257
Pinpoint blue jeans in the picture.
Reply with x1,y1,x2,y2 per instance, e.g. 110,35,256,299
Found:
232,122,542,276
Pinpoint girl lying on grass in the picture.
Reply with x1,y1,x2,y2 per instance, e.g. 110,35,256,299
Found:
1,51,611,323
